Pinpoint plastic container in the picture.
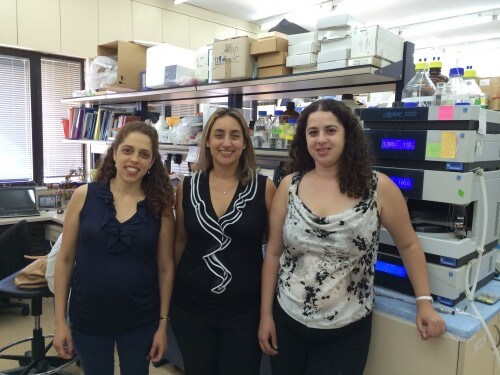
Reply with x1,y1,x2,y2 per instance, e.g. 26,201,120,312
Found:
401,59,436,107
285,118,297,147
442,67,468,105
463,66,484,107
253,111,269,148
269,110,285,149
428,57,448,87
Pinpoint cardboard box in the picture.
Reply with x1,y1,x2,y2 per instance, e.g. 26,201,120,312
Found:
316,13,364,29
288,41,320,55
288,31,318,46
351,26,404,62
258,65,292,78
195,45,212,84
488,98,500,111
286,53,317,67
97,41,147,92
293,66,317,74
145,44,194,89
320,37,352,52
250,37,288,55
258,52,288,68
317,60,349,71
212,36,256,81
318,28,352,41
348,56,392,68
257,31,289,40
317,48,351,63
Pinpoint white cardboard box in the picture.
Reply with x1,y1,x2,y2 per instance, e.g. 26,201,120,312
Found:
318,28,352,41
288,41,320,55
146,44,194,89
350,26,404,62
286,53,318,67
316,14,364,30
293,66,317,74
195,45,212,84
320,37,352,52
317,60,349,71
348,56,392,68
288,31,318,46
317,48,351,63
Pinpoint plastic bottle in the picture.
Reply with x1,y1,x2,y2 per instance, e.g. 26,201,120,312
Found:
401,59,436,107
253,111,269,148
428,57,448,87
463,66,484,107
269,110,284,149
442,67,468,105
285,118,296,147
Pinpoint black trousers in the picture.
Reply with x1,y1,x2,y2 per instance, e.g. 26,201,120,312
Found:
170,303,261,375
271,302,372,375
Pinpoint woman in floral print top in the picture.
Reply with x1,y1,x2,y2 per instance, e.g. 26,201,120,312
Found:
259,99,445,375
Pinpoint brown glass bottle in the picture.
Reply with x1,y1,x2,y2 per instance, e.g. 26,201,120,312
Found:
428,57,448,86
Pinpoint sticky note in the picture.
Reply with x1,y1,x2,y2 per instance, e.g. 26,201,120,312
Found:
438,106,454,120
440,132,457,159
425,143,441,158
458,189,464,197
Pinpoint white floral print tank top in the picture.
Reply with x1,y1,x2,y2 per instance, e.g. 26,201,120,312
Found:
277,171,380,329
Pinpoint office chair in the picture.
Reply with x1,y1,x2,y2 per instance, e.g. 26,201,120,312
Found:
0,271,79,374
0,220,31,315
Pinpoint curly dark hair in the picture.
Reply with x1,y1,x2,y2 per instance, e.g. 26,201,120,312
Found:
95,121,174,217
287,99,372,198
194,108,258,186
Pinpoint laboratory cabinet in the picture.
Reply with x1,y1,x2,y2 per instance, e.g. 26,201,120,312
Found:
365,310,500,375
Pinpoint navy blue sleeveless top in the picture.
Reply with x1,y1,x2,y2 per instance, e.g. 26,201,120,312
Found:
69,182,161,335
173,172,267,315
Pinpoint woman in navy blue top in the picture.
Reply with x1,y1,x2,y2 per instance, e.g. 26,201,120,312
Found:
172,108,276,375
53,122,175,375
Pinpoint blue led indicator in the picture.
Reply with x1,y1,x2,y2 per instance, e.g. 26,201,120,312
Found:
381,138,416,151
375,260,408,278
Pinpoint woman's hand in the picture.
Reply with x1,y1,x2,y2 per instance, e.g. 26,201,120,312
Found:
416,301,446,340
148,324,168,362
258,316,278,356
53,322,74,359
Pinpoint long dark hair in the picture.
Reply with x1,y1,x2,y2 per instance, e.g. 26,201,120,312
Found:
194,108,258,185
95,121,174,217
287,99,372,198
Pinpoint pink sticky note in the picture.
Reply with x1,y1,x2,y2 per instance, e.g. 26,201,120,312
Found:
438,106,454,120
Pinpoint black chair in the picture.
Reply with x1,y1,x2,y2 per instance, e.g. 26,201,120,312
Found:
0,271,78,374
0,220,31,315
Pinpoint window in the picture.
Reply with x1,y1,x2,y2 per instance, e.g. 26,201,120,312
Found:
0,47,84,184
41,58,83,179
0,55,33,182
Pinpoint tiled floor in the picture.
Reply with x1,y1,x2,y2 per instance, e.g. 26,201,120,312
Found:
0,297,183,375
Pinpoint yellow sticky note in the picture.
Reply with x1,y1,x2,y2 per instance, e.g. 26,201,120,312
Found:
425,143,441,158
440,132,457,159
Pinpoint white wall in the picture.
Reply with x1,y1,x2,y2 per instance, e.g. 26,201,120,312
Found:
0,0,259,57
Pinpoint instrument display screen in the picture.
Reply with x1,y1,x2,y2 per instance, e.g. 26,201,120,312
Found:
381,138,416,151
389,176,414,190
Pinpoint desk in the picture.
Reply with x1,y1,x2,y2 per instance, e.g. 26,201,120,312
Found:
365,279,500,375
0,211,65,252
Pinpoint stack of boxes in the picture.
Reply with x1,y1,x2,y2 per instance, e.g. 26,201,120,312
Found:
479,77,500,110
316,14,363,71
286,31,319,74
250,33,290,78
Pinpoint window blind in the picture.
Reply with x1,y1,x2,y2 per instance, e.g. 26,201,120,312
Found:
41,58,83,179
0,55,33,182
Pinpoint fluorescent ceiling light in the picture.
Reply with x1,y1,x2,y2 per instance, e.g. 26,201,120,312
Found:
173,0,188,5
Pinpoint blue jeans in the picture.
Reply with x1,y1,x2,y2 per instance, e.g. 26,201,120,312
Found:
71,322,158,375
